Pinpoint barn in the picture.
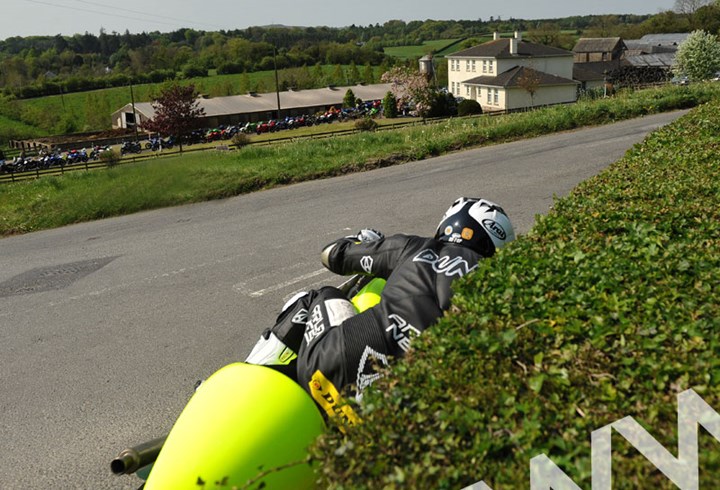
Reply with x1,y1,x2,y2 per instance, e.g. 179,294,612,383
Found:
111,83,393,130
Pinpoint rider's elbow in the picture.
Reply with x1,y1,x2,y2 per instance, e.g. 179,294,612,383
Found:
321,242,337,270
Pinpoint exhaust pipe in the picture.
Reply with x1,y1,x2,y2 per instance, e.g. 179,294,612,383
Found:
111,436,167,475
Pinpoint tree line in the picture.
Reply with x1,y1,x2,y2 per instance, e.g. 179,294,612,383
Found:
5,4,720,101
0,15,664,99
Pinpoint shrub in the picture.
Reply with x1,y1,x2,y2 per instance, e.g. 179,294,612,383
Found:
313,97,720,489
354,117,378,132
426,90,458,118
457,99,482,116
231,132,251,148
99,149,120,167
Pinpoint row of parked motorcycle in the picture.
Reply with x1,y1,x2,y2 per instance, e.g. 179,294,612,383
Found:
120,136,176,155
1,101,386,175
0,145,115,174
186,100,384,143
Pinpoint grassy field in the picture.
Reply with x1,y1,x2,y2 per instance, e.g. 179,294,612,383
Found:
1,83,717,237
383,39,463,59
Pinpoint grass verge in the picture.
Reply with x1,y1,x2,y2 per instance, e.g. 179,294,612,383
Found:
311,90,720,488
1,83,718,237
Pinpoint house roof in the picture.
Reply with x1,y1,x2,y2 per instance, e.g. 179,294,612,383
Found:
113,83,393,119
448,39,573,59
573,37,626,53
463,66,578,88
638,33,690,47
624,53,676,68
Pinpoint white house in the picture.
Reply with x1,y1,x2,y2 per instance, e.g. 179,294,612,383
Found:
447,32,578,112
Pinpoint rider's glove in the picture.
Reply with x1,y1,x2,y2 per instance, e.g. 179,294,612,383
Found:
356,228,384,243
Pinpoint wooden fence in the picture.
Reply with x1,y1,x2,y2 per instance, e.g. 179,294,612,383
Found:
0,116,455,184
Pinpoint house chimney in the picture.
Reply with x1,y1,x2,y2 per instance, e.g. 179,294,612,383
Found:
493,32,500,41
510,31,521,55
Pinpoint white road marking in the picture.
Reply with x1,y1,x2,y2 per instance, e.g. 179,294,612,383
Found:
235,269,331,298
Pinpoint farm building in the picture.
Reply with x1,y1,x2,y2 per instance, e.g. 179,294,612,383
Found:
111,83,393,130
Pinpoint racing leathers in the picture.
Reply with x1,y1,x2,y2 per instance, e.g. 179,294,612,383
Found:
247,233,484,423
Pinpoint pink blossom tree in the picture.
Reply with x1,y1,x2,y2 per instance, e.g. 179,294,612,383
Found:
381,66,435,117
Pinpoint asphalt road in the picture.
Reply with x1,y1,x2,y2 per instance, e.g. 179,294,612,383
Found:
0,110,687,489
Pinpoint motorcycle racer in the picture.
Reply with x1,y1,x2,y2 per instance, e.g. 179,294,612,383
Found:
246,197,515,423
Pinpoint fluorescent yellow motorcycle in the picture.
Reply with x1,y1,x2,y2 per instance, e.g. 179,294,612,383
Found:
111,276,385,489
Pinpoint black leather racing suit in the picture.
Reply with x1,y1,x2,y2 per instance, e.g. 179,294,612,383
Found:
293,233,485,409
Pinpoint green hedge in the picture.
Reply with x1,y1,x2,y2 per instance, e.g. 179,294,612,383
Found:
312,96,720,487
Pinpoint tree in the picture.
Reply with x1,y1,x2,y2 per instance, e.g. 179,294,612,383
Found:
674,0,715,15
380,66,434,117
347,61,361,84
382,91,398,118
343,89,356,108
362,63,375,84
142,82,205,152
690,3,720,32
584,15,624,38
673,29,720,81
526,23,574,49
517,67,542,108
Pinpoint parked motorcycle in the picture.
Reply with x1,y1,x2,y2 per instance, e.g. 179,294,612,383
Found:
121,141,142,155
89,145,111,161
112,274,386,489
65,148,89,165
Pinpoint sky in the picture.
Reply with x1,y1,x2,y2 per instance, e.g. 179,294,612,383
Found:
1,0,677,40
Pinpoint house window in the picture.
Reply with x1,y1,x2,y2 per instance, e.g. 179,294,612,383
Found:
487,88,492,104
471,60,476,72
483,60,487,73
466,60,470,71
494,89,499,104
489,62,494,74
466,85,471,96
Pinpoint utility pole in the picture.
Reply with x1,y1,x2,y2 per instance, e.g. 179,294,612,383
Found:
273,46,281,119
129,79,140,142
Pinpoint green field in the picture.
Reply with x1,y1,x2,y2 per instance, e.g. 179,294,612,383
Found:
383,39,463,59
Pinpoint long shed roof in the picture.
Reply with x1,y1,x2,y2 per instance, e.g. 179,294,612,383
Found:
114,83,393,119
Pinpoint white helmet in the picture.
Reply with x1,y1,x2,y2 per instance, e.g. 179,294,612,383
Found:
435,197,515,256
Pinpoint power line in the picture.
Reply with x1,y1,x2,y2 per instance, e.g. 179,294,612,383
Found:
70,0,225,30
23,0,225,32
